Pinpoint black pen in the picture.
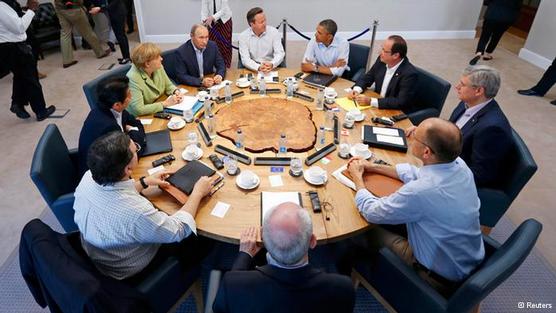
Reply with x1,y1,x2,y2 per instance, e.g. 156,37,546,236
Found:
209,181,225,196
353,98,359,109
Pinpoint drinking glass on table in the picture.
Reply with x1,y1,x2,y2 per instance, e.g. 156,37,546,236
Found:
290,157,303,176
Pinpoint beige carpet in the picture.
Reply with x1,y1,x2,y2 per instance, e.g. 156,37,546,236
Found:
1,32,555,270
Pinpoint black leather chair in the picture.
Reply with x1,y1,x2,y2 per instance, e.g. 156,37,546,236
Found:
342,43,370,82
161,48,179,85
408,67,451,125
478,129,538,228
352,218,542,313
30,3,61,59
20,219,203,313
82,64,132,111
30,124,79,233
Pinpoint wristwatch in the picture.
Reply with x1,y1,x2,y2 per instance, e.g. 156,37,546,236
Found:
139,176,148,189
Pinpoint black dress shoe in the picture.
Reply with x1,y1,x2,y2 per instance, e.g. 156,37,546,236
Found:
517,89,542,97
36,105,56,121
63,60,78,68
118,58,131,65
469,55,481,65
10,104,30,119
551,99,556,105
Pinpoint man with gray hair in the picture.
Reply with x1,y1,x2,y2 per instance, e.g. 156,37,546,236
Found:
448,65,512,188
301,19,349,76
213,202,355,313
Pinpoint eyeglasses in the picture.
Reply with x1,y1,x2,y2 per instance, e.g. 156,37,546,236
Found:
411,135,435,154
133,141,141,153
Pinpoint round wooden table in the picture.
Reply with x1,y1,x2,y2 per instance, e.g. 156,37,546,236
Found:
134,68,418,244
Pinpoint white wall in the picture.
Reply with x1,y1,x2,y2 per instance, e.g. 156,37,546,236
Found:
518,0,556,69
134,0,483,43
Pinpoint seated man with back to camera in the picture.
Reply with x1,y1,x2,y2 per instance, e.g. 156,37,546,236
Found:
213,202,355,313
78,76,145,177
173,24,226,88
348,35,419,113
73,131,214,282
301,19,349,77
347,118,484,297
127,42,183,116
238,7,285,73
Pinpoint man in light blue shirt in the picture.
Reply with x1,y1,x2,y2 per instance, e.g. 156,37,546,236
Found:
301,19,349,76
348,118,484,296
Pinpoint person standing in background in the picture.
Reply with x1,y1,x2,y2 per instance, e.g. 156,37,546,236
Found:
517,57,556,105
201,0,232,68
87,0,131,64
123,0,134,33
469,0,522,65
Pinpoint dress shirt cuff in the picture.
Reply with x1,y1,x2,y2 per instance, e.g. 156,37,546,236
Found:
128,126,139,132
371,98,379,107
172,211,197,235
395,163,413,183
353,86,363,94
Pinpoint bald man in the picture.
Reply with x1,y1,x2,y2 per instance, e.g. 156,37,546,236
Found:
348,118,484,297
173,24,226,87
213,202,355,313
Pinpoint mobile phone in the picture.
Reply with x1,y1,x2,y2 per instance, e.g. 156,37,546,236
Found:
154,112,171,119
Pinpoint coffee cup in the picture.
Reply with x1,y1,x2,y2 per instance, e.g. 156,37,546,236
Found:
325,94,336,104
197,90,208,101
324,87,337,97
353,143,369,157
307,166,326,183
239,170,257,187
184,144,198,159
237,77,249,86
348,109,362,119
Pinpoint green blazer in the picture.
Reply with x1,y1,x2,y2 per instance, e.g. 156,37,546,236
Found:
126,64,176,117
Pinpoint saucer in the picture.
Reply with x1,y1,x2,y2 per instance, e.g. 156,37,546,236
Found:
181,147,203,161
350,147,372,159
303,170,328,186
348,113,365,122
236,81,250,88
167,118,186,130
235,174,260,190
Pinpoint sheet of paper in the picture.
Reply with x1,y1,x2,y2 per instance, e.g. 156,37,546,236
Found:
332,165,356,191
258,71,279,83
211,201,230,218
167,96,198,112
147,165,165,175
140,119,152,125
212,80,233,90
336,97,371,112
373,127,399,137
268,175,284,187
261,192,300,220
377,134,405,146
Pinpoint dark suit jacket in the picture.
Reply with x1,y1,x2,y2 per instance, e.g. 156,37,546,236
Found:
84,0,126,16
484,0,522,25
213,252,355,313
174,40,226,87
354,57,419,113
449,100,512,189
19,219,148,313
78,108,145,177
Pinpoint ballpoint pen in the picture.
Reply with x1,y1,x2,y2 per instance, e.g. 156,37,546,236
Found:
209,181,225,196
353,98,359,109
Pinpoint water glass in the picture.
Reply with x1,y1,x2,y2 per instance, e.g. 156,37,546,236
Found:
224,155,238,175
187,131,198,146
183,108,194,122
210,87,219,100
325,110,335,131
290,157,303,175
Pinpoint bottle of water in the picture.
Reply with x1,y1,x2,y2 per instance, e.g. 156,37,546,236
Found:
206,113,216,138
250,76,257,91
278,133,287,155
286,77,294,99
235,129,244,150
224,82,232,104
316,126,326,150
259,78,266,96
316,88,324,110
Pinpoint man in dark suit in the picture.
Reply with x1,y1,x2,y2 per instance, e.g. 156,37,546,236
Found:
213,202,355,313
517,57,556,105
174,24,226,87
348,35,419,113
78,76,145,176
448,65,512,189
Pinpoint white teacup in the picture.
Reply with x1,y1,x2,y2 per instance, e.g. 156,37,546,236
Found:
307,166,326,183
197,90,208,101
239,170,257,187
353,143,369,157
237,77,249,85
324,87,337,97
184,144,198,159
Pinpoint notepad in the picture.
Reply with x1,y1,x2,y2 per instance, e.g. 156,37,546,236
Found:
260,192,302,224
336,97,372,112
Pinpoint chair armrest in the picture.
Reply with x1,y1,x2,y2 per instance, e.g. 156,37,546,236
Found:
477,188,511,227
69,148,79,170
350,68,366,83
408,108,440,126
365,248,447,313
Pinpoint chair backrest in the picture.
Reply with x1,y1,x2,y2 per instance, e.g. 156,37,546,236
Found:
30,124,78,206
447,219,542,312
413,66,451,116
342,43,370,81
501,129,538,200
82,64,132,110
161,48,179,83
32,3,59,29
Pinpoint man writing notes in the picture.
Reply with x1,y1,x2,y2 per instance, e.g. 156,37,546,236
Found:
301,19,349,76
348,118,484,297
173,24,226,87
213,202,355,313
348,35,418,113
238,7,285,73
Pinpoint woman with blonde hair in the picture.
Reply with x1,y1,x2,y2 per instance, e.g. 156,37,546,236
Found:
126,42,182,116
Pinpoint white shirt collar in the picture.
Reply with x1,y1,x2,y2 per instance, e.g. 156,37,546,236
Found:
250,27,267,38
386,58,404,73
266,252,309,269
464,98,492,115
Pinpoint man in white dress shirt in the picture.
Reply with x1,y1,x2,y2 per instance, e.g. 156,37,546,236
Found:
238,7,285,73
73,131,214,282
301,19,349,77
